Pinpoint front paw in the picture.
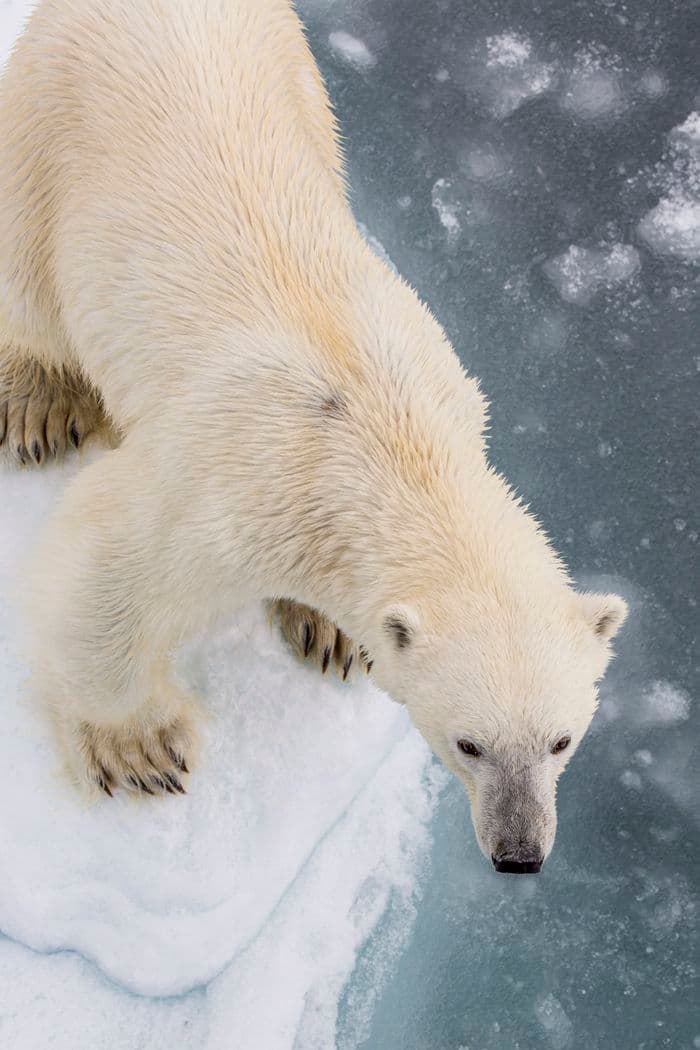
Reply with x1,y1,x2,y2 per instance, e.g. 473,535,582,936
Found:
271,599,372,680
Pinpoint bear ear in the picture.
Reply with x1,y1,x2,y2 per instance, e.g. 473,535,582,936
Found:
382,603,420,651
578,592,629,642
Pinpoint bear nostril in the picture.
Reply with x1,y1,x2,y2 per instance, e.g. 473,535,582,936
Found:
491,853,543,875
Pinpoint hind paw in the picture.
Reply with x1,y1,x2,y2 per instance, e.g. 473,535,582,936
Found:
76,712,197,798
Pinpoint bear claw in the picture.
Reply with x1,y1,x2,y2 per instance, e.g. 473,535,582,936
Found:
1,359,104,467
271,599,373,681
78,715,194,798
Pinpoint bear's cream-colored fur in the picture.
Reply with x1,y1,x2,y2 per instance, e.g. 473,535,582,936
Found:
0,0,626,865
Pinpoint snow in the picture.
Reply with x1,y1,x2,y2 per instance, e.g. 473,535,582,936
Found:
638,112,700,262
328,31,376,70
0,459,442,1042
544,243,641,305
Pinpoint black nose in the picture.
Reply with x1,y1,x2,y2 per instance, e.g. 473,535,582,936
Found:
491,853,543,874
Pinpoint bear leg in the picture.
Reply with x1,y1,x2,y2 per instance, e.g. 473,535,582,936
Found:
24,440,202,797
271,599,372,680
73,678,199,797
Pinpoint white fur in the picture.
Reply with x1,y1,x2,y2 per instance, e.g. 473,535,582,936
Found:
0,0,626,859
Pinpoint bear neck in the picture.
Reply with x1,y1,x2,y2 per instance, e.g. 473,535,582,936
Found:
238,242,570,642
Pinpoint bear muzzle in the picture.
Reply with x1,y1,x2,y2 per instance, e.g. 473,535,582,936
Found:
491,844,544,874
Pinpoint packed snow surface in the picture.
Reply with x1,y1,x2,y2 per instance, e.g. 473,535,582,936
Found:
0,460,442,1045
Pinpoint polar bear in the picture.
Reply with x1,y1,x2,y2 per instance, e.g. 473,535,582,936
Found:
0,0,627,870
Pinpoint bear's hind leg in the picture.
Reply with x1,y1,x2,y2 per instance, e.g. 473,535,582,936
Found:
272,599,373,680
73,671,198,797
0,351,108,465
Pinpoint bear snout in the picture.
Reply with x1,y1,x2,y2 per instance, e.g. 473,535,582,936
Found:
491,846,544,874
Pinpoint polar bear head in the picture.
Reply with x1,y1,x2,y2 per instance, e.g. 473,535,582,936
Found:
369,587,627,873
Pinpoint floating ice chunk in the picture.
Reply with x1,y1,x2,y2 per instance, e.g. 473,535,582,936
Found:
527,311,569,352
534,993,574,1049
431,178,463,240
560,50,626,121
620,769,643,790
486,32,532,68
639,198,700,262
0,462,439,1045
544,243,641,305
639,680,691,725
463,144,508,182
328,31,376,70
479,32,555,118
206,738,445,1050
638,112,700,262
637,70,668,99
670,110,700,146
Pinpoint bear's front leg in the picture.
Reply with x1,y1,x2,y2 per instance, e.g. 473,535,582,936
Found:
23,442,202,797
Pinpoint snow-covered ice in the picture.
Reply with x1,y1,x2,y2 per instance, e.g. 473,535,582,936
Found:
0,460,442,1041
544,243,641,305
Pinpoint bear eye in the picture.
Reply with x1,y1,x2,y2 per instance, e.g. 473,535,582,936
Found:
551,735,571,755
457,739,482,758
